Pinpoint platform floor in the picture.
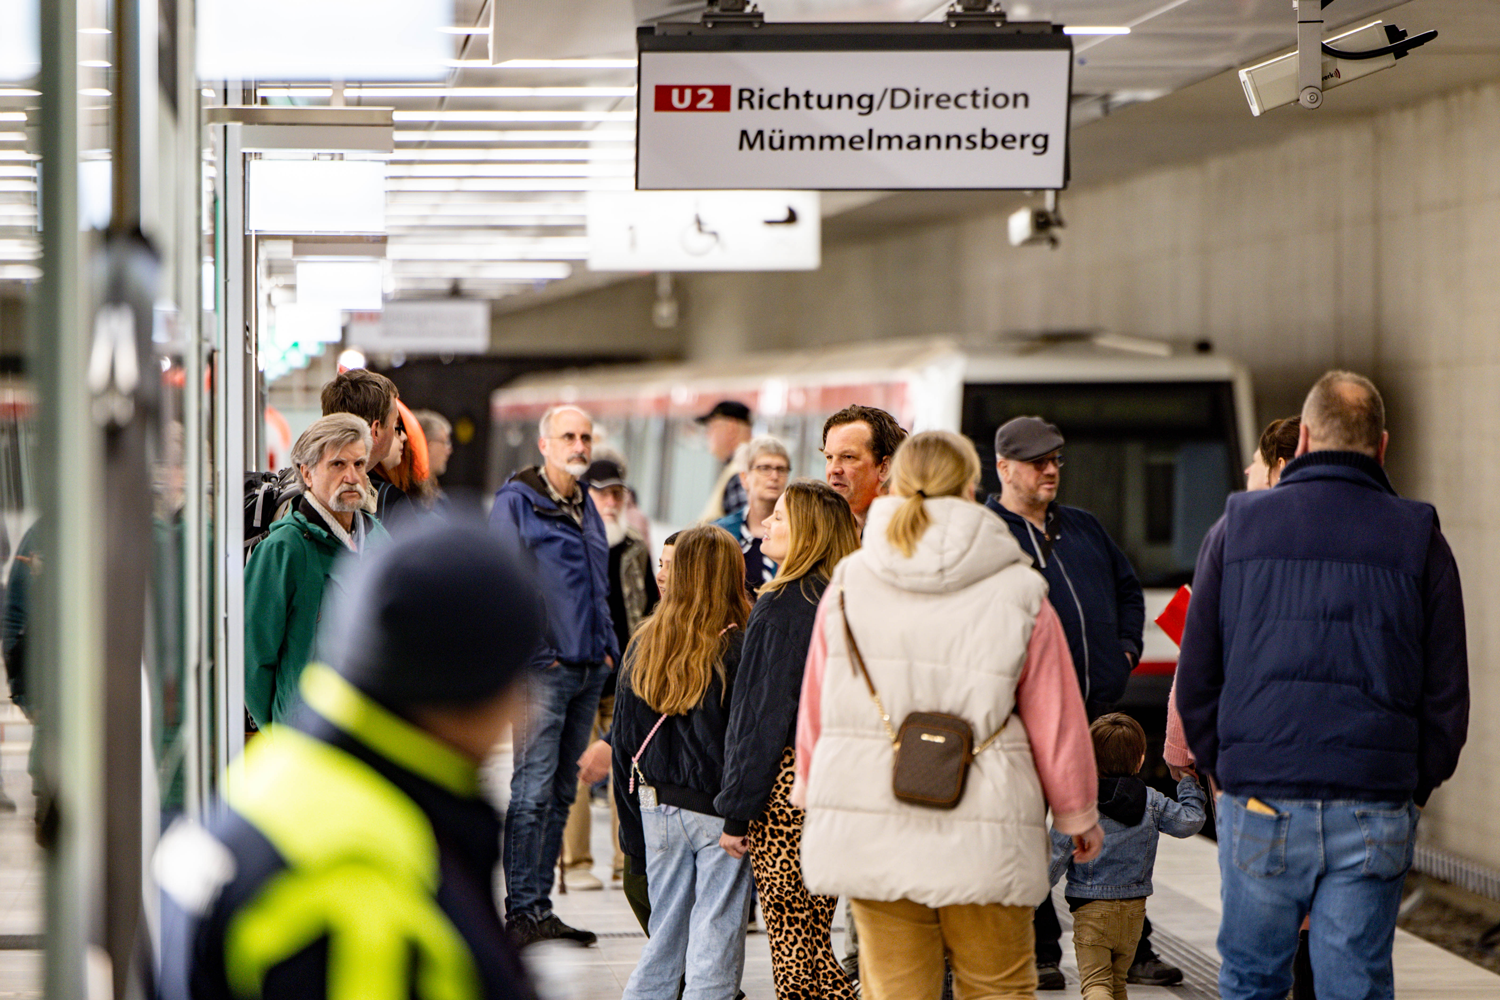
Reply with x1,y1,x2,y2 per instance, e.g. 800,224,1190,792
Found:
530,796,1500,1000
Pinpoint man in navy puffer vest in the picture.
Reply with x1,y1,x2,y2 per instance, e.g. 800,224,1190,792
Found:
1177,370,1468,1000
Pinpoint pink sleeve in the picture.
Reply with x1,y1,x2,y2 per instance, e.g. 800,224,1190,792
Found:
790,597,832,809
1015,600,1099,835
1163,675,1195,768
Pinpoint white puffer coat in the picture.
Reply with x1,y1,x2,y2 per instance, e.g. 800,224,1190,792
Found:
800,495,1053,908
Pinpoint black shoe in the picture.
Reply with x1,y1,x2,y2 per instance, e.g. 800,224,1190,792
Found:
1036,962,1065,990
1126,957,1183,986
508,913,597,948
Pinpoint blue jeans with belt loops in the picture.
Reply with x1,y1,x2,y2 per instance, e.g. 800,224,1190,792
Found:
1215,795,1419,1000
503,660,610,921
622,802,754,1000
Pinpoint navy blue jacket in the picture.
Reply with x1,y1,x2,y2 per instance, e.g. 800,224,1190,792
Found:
987,499,1145,707
1175,451,1469,806
490,468,619,668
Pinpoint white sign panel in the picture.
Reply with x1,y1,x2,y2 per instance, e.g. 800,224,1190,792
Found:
247,160,386,235
346,300,490,355
0,0,39,81
637,33,1072,191
587,190,820,272
198,0,452,81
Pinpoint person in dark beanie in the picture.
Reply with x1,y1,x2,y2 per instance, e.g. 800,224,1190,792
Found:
157,518,544,1000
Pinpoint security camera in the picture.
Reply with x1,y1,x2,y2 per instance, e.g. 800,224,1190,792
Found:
1239,19,1437,117
1008,192,1063,249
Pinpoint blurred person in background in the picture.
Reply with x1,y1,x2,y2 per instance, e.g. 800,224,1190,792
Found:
243,415,389,729
985,415,1158,991
490,403,618,947
821,405,907,529
714,436,792,594
717,480,861,1000
613,526,753,1000
159,519,545,1000
698,400,754,522
795,431,1101,1000
559,455,659,892
4,522,38,825
414,409,453,482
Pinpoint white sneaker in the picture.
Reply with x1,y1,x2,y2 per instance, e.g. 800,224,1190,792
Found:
562,868,604,892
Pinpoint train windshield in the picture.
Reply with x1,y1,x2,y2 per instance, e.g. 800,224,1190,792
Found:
964,380,1242,588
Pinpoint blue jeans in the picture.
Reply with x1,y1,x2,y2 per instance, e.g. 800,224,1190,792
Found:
503,661,609,920
622,802,754,1000
1216,795,1419,1000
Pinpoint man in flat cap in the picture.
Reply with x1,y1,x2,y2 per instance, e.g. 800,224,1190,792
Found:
985,416,1165,989
159,519,544,1000
697,400,754,522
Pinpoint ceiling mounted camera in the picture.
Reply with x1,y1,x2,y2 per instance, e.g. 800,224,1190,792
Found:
1239,4,1437,116
1008,191,1063,249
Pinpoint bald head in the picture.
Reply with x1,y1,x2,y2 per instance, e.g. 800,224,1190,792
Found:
1300,370,1386,458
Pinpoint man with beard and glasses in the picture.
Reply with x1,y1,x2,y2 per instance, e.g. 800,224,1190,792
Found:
244,414,390,729
490,404,620,948
984,416,1159,990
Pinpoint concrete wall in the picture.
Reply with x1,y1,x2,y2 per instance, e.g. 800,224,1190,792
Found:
500,77,1500,866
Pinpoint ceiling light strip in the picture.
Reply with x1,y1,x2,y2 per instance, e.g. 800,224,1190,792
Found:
392,111,635,123
259,86,636,99
394,129,635,143
387,178,631,192
387,163,631,178
390,148,633,161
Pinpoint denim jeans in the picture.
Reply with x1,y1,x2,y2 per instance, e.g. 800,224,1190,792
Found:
503,661,609,920
621,802,754,1000
1216,795,1419,1000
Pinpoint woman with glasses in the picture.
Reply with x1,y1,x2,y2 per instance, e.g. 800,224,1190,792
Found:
713,436,793,594
717,480,862,1000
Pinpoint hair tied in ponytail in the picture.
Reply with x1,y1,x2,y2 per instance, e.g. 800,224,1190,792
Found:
915,489,926,498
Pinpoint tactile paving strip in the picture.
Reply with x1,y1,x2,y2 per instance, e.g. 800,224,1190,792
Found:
1147,924,1221,1000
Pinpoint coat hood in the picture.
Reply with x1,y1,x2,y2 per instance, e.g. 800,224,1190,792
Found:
860,495,1031,594
1098,775,1148,827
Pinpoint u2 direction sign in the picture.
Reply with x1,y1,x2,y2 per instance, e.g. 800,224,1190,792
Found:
637,21,1073,191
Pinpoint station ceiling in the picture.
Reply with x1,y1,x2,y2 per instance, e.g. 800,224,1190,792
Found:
0,0,1494,304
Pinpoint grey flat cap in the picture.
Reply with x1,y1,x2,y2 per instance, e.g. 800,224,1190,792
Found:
994,416,1065,462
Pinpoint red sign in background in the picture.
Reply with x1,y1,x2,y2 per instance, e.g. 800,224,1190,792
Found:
653,85,731,112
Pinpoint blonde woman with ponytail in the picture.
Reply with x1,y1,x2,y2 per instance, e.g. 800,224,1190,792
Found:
793,430,1104,1000
612,525,754,1000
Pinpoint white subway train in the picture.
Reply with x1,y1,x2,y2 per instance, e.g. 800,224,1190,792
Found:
490,336,1257,710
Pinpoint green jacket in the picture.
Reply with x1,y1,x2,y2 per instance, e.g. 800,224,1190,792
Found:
243,500,389,727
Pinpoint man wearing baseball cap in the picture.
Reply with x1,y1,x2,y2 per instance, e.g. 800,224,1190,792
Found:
697,400,753,522
159,519,545,1000
985,416,1168,989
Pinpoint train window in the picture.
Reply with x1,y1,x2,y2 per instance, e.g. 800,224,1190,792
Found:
963,381,1241,588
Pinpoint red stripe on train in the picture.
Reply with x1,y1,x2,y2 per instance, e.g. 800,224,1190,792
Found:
1134,660,1177,676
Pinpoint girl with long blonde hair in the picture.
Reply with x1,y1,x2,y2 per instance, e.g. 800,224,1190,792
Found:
613,525,755,1000
716,480,862,1000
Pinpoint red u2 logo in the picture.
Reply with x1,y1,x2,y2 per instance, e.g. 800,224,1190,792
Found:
654,85,731,112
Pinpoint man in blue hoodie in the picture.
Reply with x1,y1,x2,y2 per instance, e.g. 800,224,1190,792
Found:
491,404,620,948
984,415,1164,989
1177,372,1468,1000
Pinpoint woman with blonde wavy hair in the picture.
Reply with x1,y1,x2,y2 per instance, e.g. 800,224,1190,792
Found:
613,525,754,1000
717,480,861,1000
793,430,1103,1000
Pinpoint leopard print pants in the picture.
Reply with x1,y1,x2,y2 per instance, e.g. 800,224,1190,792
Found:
748,747,859,1000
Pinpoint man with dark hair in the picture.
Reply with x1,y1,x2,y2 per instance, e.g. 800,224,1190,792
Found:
1177,370,1468,1000
984,415,1157,989
820,404,907,527
160,520,545,1000
320,368,401,468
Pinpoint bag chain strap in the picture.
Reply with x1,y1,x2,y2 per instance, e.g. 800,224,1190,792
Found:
838,588,1009,755
629,622,741,793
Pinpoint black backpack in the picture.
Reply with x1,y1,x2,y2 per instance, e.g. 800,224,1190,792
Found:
244,467,303,560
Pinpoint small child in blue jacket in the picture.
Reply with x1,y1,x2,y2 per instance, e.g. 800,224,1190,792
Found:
1050,713,1207,1000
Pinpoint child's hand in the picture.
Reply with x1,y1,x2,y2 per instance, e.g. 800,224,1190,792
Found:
1072,823,1104,863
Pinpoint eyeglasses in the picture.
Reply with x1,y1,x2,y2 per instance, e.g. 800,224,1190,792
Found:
1028,454,1063,472
751,464,790,476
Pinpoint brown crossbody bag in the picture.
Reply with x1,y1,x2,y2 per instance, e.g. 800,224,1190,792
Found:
839,590,1009,809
